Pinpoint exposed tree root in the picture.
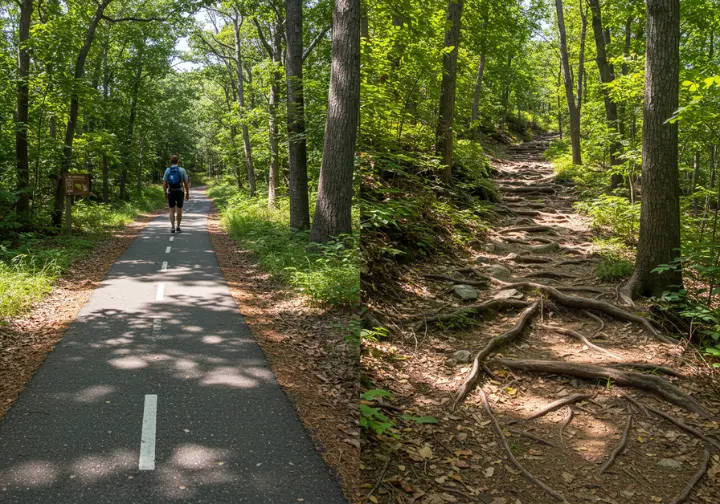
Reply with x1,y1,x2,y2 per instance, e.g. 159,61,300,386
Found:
494,359,711,418
558,258,597,266
412,298,529,332
624,395,720,449
479,388,569,503
500,225,558,235
583,310,605,334
539,324,622,359
559,407,573,444
506,428,559,448
507,393,593,424
554,286,606,294
522,270,578,280
455,302,539,406
500,185,559,194
509,255,554,264
611,362,684,378
423,273,488,287
669,449,710,504
513,210,541,216
497,281,676,344
599,404,632,474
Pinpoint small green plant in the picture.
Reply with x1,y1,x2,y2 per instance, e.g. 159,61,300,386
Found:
596,255,634,281
360,389,397,436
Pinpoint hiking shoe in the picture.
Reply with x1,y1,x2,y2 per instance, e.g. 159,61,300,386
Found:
176,227,182,233
171,227,176,233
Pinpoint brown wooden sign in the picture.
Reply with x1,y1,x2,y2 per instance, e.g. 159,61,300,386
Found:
64,173,90,196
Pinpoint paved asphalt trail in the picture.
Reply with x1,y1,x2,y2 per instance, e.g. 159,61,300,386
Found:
0,190,347,503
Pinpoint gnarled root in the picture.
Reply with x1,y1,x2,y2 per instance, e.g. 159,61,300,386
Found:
499,281,676,344
479,388,569,503
412,298,529,332
669,449,710,504
599,403,632,474
507,393,593,425
539,324,621,359
454,302,539,407
494,359,711,418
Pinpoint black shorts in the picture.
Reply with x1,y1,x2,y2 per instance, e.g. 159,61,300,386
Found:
168,190,184,208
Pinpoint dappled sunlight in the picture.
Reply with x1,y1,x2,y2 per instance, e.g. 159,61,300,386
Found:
74,385,116,403
169,444,232,470
70,449,135,484
1,460,59,487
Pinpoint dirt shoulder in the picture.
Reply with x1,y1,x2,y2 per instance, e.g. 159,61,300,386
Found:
206,203,360,501
0,207,165,420
360,140,720,504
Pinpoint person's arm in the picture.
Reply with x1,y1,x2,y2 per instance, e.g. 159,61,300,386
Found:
184,176,190,200
163,180,168,199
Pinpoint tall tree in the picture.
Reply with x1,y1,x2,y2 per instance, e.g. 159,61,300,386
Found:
588,0,623,189
15,0,33,226
435,0,464,184
285,0,310,229
310,0,360,243
623,0,683,299
555,0,586,165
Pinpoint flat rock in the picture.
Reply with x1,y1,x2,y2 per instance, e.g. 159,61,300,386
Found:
453,284,479,301
488,265,512,280
658,458,682,469
485,243,512,254
493,289,523,300
452,350,473,363
529,242,560,254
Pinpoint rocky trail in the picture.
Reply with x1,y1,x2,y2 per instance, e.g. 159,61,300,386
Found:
360,137,720,504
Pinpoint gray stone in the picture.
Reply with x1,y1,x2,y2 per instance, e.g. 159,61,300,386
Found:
529,242,560,254
488,265,512,280
452,350,473,363
657,458,682,469
453,284,479,301
493,289,523,300
485,242,511,254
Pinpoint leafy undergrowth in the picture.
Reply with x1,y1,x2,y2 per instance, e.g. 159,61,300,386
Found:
207,181,360,308
361,140,497,299
0,186,165,319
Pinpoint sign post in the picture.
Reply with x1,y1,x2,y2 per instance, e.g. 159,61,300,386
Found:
62,173,91,235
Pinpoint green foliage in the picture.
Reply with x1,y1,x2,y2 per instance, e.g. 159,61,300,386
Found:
360,389,396,436
575,196,640,242
208,183,360,308
0,186,165,319
596,255,634,281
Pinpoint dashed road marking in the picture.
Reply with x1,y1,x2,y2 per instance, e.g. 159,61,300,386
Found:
165,246,171,254
169,237,174,242
152,318,161,336
139,395,157,470
161,261,168,272
156,283,165,301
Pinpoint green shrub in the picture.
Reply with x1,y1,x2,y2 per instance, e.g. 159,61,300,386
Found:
208,183,360,307
575,195,640,241
596,255,634,281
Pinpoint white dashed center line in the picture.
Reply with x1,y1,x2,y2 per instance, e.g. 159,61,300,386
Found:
165,246,171,254
138,394,157,470
156,283,165,301
169,237,174,242
161,261,168,272
152,318,162,336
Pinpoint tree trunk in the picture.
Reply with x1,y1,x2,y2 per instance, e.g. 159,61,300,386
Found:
136,137,144,192
588,0,623,189
624,0,683,299
232,9,256,197
555,0,585,165
102,38,110,203
471,53,486,140
52,0,113,227
285,0,310,229
310,0,360,243
121,46,144,201
435,0,464,184
15,0,32,226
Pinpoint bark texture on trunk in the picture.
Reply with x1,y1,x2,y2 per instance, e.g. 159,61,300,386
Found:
285,0,310,229
232,9,256,197
52,0,113,226
555,0,585,165
310,0,360,243
625,0,683,299
435,0,463,184
16,0,32,225
588,0,623,189
121,46,144,201
471,53,486,140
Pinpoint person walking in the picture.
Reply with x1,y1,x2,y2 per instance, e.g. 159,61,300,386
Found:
163,154,190,233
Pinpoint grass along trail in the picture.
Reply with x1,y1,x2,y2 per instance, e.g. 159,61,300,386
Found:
360,137,720,504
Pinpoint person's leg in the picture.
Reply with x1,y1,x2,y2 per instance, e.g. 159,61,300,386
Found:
169,207,175,228
176,208,183,227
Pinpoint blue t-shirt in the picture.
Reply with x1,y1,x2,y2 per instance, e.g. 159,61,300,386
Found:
163,166,189,188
